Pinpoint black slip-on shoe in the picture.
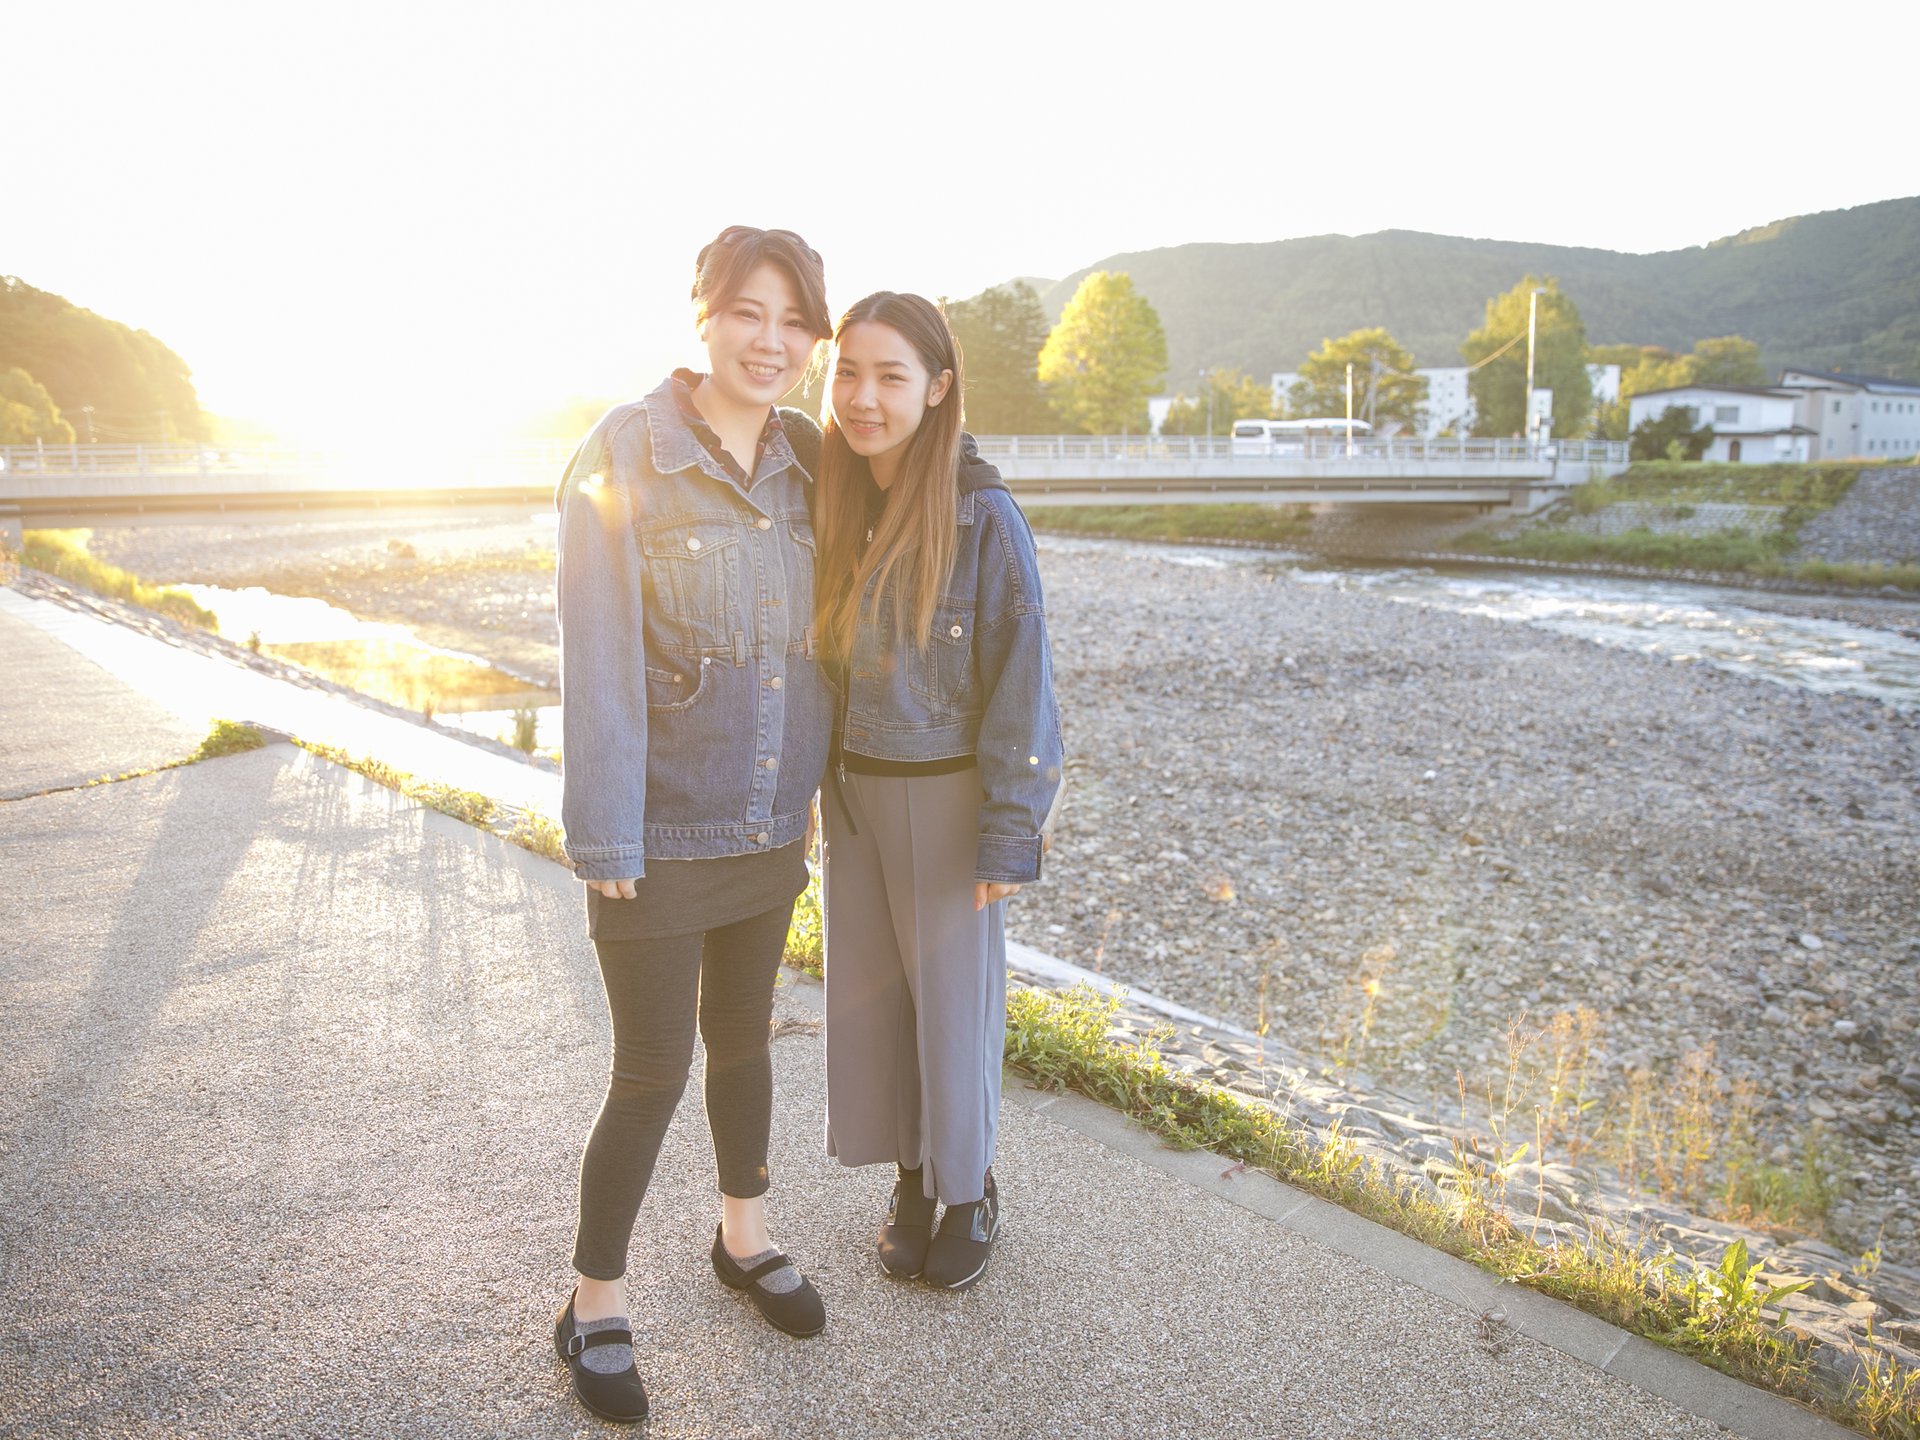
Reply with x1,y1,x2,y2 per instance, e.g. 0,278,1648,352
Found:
877,1166,938,1279
922,1171,1001,1291
710,1223,827,1337
554,1289,649,1424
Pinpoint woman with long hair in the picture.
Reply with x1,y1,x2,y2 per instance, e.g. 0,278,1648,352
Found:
550,225,835,1423
815,291,1064,1291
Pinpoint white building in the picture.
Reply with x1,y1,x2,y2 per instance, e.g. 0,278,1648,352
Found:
1628,369,1920,463
1625,385,1813,463
1775,369,1920,460
1417,367,1474,436
1268,372,1302,414
1589,363,1621,407
1409,363,1618,438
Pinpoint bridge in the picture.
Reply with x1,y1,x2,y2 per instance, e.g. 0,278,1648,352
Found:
0,436,1627,528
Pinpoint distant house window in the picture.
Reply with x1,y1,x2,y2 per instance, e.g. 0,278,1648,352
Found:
1714,405,1740,424
1833,400,1842,414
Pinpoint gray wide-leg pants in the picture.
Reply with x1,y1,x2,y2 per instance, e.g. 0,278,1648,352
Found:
823,765,1006,1206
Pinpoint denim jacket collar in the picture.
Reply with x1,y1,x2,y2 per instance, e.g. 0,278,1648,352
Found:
642,374,812,495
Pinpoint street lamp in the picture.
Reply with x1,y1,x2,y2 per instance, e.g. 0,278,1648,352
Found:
1524,286,1547,450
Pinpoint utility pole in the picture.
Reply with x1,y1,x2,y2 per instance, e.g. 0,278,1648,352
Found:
1524,287,1546,449
1344,362,1354,455
78,405,95,444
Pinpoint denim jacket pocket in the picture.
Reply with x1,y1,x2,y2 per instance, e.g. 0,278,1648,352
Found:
640,521,741,650
644,662,708,713
908,599,979,717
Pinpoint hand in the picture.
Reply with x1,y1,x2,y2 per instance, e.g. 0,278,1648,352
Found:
591,878,638,899
975,881,1021,911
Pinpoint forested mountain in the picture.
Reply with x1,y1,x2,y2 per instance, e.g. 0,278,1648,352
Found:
0,277,204,443
1031,197,1920,381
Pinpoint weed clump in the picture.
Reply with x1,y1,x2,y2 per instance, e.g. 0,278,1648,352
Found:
22,529,218,628
193,720,268,761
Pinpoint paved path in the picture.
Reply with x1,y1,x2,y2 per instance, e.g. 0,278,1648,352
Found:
0,596,1849,1438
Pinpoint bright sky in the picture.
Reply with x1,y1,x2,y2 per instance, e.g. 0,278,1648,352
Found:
8,0,1913,450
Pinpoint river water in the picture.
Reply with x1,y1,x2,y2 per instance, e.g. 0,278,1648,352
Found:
1043,536,1920,712
175,538,1920,722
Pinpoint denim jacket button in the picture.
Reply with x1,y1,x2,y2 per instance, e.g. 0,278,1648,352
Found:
754,832,769,844
763,757,777,770
686,535,702,552
755,517,772,530
701,657,712,666
950,624,964,638
769,676,783,689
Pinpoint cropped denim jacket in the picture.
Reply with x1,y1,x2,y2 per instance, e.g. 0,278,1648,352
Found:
838,437,1065,885
555,376,832,882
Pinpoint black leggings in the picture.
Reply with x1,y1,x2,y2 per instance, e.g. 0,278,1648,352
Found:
571,903,793,1281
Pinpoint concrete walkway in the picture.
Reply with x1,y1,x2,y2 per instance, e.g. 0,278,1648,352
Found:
0,599,1850,1438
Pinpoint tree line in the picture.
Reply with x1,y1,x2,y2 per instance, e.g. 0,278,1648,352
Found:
0,277,206,446
947,270,1772,457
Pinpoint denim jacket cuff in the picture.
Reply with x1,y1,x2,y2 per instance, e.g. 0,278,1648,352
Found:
567,845,646,883
975,832,1042,885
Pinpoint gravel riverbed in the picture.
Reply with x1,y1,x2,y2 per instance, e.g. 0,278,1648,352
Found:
84,517,1920,1264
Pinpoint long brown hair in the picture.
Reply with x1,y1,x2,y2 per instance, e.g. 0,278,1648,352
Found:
815,293,966,663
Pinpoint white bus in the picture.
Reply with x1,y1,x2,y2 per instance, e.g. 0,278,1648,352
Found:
1230,418,1372,455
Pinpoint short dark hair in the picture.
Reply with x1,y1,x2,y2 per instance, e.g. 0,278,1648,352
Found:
692,226,830,339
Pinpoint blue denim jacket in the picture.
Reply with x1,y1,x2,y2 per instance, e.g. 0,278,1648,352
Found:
555,376,832,881
838,436,1064,884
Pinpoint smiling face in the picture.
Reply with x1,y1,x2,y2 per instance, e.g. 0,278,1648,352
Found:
698,262,820,414
830,319,953,483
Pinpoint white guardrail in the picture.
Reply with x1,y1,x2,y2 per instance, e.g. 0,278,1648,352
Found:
0,436,1627,481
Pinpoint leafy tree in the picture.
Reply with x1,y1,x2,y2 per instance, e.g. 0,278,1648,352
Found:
1592,336,1769,439
0,367,75,444
1461,276,1592,438
1630,405,1713,461
1285,328,1427,431
1592,345,1686,439
1685,335,1768,386
0,276,206,442
1037,272,1167,433
1160,366,1273,435
945,283,1055,434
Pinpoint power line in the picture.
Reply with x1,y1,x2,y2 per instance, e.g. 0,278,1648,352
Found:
1466,330,1527,372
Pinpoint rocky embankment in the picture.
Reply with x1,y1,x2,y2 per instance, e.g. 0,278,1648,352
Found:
1795,466,1920,566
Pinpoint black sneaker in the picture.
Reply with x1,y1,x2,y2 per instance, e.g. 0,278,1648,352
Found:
877,1164,938,1278
922,1171,1000,1290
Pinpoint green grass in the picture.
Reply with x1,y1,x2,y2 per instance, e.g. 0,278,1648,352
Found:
1455,525,1794,572
192,719,269,761
1792,559,1920,591
1454,460,1906,586
1452,524,1920,592
1004,985,1916,1437
21,529,218,629
1027,503,1315,546
1588,462,1866,508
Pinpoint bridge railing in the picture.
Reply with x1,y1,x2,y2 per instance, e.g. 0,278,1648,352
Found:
969,435,1627,463
0,435,1627,477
